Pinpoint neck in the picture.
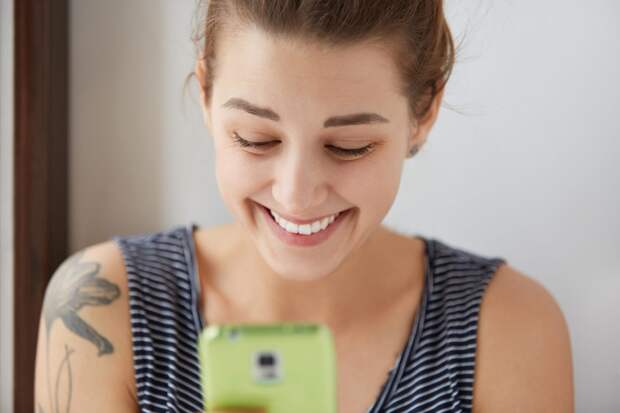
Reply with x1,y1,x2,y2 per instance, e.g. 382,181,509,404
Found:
207,223,421,333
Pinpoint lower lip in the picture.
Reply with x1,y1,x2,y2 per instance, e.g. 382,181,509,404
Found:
257,203,352,247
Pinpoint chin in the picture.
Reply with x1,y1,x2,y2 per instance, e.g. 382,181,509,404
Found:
265,255,341,283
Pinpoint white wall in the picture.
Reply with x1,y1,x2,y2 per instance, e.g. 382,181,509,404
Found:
70,0,218,246
70,1,620,411
0,0,14,410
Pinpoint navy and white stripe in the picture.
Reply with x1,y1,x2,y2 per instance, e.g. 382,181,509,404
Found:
113,222,506,413
113,224,205,413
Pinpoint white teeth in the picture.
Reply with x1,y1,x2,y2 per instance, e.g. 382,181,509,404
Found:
311,221,321,233
269,209,342,235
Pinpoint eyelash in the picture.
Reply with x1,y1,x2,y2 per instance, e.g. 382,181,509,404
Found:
231,132,375,158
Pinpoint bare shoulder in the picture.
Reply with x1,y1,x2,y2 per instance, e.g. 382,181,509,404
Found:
472,263,575,413
34,239,138,412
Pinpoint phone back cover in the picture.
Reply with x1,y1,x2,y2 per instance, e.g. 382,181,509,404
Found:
198,323,337,413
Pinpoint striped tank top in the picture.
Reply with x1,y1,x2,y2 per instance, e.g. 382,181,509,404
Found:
113,222,506,413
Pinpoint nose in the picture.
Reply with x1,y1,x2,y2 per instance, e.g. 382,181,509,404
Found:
272,147,328,215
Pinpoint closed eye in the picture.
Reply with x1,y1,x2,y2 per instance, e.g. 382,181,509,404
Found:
231,132,375,158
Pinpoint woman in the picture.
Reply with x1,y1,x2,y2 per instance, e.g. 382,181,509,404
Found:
34,1,574,412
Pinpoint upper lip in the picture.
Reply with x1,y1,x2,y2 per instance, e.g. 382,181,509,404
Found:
257,202,348,225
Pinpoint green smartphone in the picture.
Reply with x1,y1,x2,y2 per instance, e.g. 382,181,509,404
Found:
197,323,337,413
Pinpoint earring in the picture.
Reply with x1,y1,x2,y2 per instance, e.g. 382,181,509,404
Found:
406,145,419,158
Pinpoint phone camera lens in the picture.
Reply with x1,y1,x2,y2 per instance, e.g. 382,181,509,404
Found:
258,353,275,366
253,351,281,382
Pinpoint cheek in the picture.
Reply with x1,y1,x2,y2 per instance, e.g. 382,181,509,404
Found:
212,128,248,193
336,155,404,218
214,147,271,206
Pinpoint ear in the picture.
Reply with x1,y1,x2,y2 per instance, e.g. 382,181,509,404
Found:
195,58,213,132
407,86,445,153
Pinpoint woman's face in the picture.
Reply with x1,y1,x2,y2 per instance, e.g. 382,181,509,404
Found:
197,26,438,281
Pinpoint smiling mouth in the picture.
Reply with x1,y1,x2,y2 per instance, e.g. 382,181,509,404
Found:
254,201,352,225
256,199,354,246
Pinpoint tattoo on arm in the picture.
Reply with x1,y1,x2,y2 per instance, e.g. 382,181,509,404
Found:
38,250,121,413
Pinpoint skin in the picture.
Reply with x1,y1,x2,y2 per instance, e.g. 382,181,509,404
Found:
36,250,122,413
193,23,574,413
34,15,574,413
34,241,139,413
192,22,444,413
194,24,442,331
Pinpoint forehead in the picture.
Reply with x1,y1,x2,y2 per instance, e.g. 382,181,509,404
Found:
212,25,404,109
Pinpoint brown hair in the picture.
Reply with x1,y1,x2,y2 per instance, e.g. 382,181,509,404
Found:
187,0,458,122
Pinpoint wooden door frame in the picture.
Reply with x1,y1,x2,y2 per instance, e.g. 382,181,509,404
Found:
13,0,69,411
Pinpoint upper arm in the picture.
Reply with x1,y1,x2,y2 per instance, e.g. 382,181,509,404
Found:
472,264,575,413
34,240,139,413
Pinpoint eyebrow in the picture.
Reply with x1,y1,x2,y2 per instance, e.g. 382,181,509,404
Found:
222,97,389,128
